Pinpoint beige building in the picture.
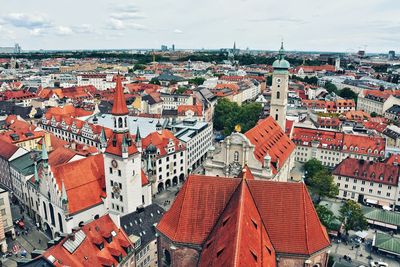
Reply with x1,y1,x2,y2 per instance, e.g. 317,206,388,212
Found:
333,158,400,210
0,188,14,252
357,90,400,115
204,116,295,181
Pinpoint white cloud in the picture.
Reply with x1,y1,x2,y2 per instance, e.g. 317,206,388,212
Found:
55,26,73,35
29,28,45,36
5,13,52,29
108,18,146,31
173,29,183,34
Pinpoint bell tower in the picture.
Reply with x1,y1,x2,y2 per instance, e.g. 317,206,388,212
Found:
104,75,143,216
270,42,290,130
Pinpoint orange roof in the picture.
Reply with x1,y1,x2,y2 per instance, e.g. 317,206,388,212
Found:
295,64,336,73
177,105,202,116
105,133,138,157
142,129,184,157
244,117,295,173
0,139,19,160
157,174,330,257
199,179,276,267
48,147,78,167
43,214,133,267
46,105,93,118
111,76,129,115
141,169,149,186
215,83,240,91
51,154,105,214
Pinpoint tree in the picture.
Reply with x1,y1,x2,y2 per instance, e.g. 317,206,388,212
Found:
370,112,378,117
339,200,368,234
303,158,324,179
175,86,187,94
133,64,146,71
339,87,358,103
308,170,339,201
324,82,338,94
266,76,272,86
188,77,206,86
213,98,262,135
149,78,161,85
315,204,337,230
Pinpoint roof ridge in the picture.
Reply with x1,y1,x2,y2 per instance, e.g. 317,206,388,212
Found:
233,180,246,266
173,175,191,241
302,183,311,254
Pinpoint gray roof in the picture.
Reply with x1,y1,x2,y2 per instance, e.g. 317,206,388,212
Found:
10,151,41,176
120,204,165,249
157,72,185,82
87,114,167,138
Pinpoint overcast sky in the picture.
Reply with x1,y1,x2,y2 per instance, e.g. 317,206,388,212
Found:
0,0,398,53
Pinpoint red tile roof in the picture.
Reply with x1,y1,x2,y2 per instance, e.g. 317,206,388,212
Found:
51,154,105,214
333,158,400,186
48,147,78,167
0,139,19,160
177,104,202,116
142,129,184,157
199,179,276,267
105,133,138,157
157,174,330,257
244,117,295,173
43,214,133,267
111,76,129,116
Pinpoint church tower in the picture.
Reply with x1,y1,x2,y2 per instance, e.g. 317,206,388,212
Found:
104,75,143,216
270,42,290,130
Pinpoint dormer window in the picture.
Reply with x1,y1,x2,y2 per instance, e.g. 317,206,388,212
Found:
96,241,104,250
379,175,384,181
371,172,375,178
105,235,112,243
354,169,359,175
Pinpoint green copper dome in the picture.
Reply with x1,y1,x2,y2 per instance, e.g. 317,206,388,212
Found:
272,42,290,70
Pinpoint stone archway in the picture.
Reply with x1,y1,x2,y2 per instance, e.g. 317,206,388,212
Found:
43,222,53,239
172,176,178,186
166,179,171,188
179,173,185,183
158,182,165,193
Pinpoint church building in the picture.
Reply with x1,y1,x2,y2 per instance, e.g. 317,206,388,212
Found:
204,44,295,181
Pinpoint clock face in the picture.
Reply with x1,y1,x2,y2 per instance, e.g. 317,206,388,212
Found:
276,78,282,84
111,160,118,168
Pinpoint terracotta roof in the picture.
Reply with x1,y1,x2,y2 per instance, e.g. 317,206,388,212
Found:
157,174,330,257
43,214,133,267
0,139,19,160
199,179,276,267
48,147,78,167
105,133,138,157
177,105,202,116
142,130,184,157
111,76,129,115
51,154,105,214
333,158,400,186
141,169,149,186
244,117,295,173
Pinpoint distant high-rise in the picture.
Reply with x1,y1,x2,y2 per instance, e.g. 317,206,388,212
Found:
0,43,21,54
388,50,396,60
14,43,21,54
172,44,175,51
161,45,168,51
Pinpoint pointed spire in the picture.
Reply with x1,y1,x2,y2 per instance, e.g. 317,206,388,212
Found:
135,127,141,142
42,138,48,166
34,162,39,184
111,75,129,116
100,127,107,144
61,178,68,204
278,41,285,60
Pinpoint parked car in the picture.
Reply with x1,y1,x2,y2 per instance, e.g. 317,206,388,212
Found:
370,260,389,267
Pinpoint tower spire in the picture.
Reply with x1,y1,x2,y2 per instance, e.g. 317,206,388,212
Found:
111,75,129,116
42,138,48,168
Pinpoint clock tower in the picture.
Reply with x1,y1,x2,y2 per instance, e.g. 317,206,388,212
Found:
270,42,290,130
104,75,143,216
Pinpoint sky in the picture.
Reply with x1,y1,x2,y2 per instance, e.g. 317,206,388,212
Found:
0,0,399,53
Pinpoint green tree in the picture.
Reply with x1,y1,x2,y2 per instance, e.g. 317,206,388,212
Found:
324,82,338,94
175,86,187,94
213,98,262,135
315,204,337,230
266,75,272,86
188,77,206,86
303,158,324,179
133,64,146,71
149,78,161,85
339,200,368,234
370,112,378,117
339,87,358,103
308,170,339,201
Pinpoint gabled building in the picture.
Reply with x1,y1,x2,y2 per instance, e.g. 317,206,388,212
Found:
42,214,135,267
333,157,400,210
156,172,331,267
204,116,295,181
0,139,27,190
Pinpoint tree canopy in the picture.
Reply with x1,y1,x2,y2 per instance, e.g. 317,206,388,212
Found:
315,204,337,230
338,87,358,102
188,77,206,86
339,200,368,234
303,159,339,201
213,98,262,135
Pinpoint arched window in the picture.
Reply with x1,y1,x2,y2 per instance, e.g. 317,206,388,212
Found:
49,203,55,226
276,91,280,99
234,151,239,162
124,117,127,127
164,249,172,266
114,118,116,128
58,213,64,233
275,114,278,121
43,201,48,220
118,117,123,128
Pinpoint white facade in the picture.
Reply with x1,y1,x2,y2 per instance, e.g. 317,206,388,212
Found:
270,71,289,130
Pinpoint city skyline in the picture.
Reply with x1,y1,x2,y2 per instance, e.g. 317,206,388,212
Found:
0,0,399,53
